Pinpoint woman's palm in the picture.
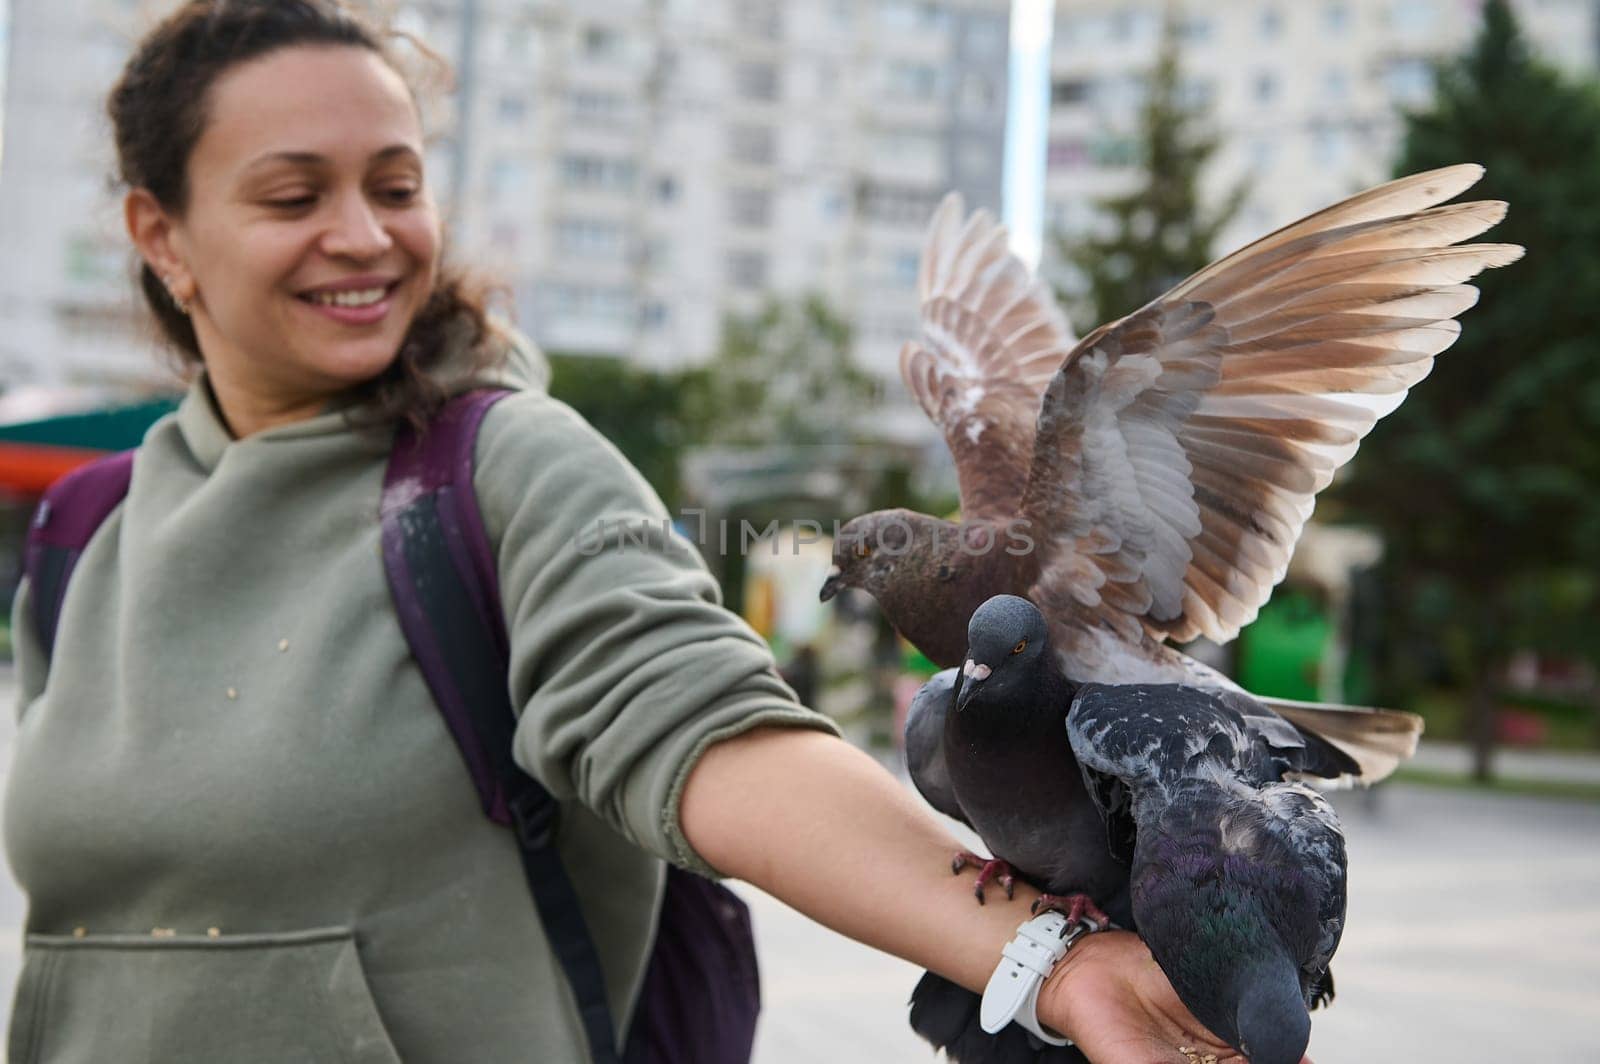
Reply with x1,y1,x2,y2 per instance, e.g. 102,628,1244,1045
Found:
1042,931,1295,1064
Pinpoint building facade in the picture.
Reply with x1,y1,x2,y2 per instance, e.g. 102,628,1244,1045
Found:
0,0,1012,393
1043,0,1599,310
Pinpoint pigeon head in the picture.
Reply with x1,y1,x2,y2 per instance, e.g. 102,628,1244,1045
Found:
954,594,1050,712
820,509,956,603
1234,963,1313,1064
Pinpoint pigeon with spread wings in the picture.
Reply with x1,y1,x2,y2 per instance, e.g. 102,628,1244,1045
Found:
822,164,1524,782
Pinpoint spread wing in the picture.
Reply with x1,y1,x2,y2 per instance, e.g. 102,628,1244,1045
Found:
900,194,1077,520
1020,164,1523,651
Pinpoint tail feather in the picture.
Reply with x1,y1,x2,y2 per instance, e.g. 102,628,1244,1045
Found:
909,971,1088,1064
1261,696,1423,783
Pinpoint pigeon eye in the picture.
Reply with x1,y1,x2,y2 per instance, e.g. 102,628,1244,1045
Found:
1010,639,1027,655
854,541,872,559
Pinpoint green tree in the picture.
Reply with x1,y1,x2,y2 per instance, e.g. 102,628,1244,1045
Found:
680,293,879,448
546,352,694,508
1056,12,1246,325
1331,0,1600,778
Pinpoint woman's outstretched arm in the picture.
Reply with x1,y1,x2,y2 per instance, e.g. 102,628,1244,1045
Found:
681,725,1300,1064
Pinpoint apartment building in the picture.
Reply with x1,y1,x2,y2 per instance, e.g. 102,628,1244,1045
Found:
1044,0,1598,293
0,0,1012,393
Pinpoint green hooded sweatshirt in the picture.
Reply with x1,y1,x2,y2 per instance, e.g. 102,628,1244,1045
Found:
3,327,836,1062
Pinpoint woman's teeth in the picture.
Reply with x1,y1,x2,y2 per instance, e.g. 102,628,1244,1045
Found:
307,286,388,307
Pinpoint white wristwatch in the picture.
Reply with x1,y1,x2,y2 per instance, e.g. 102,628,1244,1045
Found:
980,910,1104,1045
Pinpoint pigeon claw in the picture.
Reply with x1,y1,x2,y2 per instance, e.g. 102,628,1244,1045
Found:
951,851,1016,905
1031,892,1111,928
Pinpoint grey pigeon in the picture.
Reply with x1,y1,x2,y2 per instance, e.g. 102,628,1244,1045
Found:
907,594,1348,1064
1068,682,1344,1064
825,165,1525,784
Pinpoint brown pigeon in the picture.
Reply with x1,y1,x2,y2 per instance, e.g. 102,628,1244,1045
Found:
821,164,1524,781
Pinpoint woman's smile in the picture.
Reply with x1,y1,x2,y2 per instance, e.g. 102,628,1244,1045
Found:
296,275,404,326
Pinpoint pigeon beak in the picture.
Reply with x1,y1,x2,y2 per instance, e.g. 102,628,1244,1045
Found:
819,566,844,602
956,658,991,711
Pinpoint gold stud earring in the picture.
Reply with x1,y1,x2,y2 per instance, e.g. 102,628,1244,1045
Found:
162,275,192,316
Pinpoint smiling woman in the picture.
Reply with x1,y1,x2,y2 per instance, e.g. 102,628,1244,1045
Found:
4,3,1279,1063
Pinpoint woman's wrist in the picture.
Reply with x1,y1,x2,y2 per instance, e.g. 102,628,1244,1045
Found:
1034,928,1138,1043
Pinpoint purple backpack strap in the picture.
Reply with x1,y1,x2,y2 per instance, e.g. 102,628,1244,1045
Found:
382,389,624,1064
381,389,517,822
23,450,136,659
381,389,759,1064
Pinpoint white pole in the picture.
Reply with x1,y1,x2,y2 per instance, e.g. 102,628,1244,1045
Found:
1003,0,1056,270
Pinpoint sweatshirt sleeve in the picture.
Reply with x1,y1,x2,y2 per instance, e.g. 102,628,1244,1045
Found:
473,389,840,876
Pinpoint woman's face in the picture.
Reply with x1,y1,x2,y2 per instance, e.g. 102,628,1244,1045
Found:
132,45,441,430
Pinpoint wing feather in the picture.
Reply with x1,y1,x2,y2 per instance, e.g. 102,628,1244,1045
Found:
901,194,1077,519
1020,165,1523,651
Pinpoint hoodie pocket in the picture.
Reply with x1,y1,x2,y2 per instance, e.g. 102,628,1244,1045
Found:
8,925,402,1064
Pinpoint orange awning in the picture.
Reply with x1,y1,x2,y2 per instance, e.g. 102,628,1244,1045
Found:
0,442,108,495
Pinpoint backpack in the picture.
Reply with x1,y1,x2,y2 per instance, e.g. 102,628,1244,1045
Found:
21,389,761,1064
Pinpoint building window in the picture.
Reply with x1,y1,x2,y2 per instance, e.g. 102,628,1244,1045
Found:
967,20,1006,55
1048,137,1089,169
497,94,528,124
489,158,531,202
735,62,780,101
641,238,672,270
655,175,679,203
728,186,773,228
872,128,941,171
960,73,996,113
491,223,520,253
891,250,920,288
1389,0,1436,35
728,250,769,290
582,25,623,60
1384,57,1433,105
1323,1,1351,33
858,181,945,226
1089,134,1139,167
1179,77,1216,109
1259,6,1284,38
640,301,670,330
1254,71,1279,105
545,284,634,325
1179,16,1214,42
555,217,628,258
879,1,946,32
560,154,637,192
1323,67,1350,101
729,124,777,166
568,89,628,124
886,61,942,100
735,1,783,39
1052,78,1092,107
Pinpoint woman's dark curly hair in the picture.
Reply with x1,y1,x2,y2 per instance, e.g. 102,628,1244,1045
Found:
108,0,503,429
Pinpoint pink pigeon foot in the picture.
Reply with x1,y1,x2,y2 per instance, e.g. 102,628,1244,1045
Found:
951,851,1016,904
1031,892,1111,927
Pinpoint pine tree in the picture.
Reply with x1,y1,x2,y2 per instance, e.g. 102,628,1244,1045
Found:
1056,13,1245,326
1330,0,1600,779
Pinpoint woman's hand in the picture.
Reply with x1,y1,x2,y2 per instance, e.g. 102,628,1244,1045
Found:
1037,931,1312,1064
